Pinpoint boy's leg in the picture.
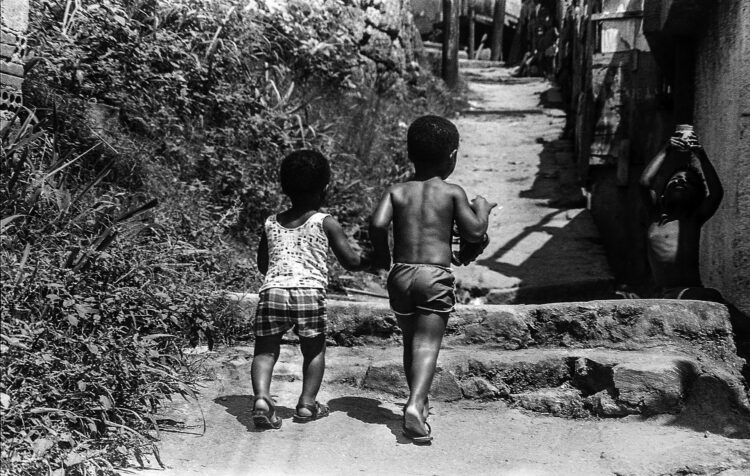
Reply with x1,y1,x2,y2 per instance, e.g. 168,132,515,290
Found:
403,311,449,436
397,315,416,389
297,333,327,416
251,333,284,411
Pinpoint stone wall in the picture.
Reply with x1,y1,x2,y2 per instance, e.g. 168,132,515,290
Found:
693,0,750,315
0,0,28,126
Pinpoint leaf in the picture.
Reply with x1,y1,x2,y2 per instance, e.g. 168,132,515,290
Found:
31,438,54,457
99,395,113,410
65,451,86,467
0,215,24,233
67,315,79,327
0,393,10,409
86,343,100,355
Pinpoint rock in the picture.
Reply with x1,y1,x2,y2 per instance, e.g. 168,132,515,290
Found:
431,370,463,401
570,357,615,394
511,386,588,418
459,376,505,399
584,390,632,417
467,356,570,393
362,361,463,401
611,360,688,414
362,361,408,396
460,310,529,348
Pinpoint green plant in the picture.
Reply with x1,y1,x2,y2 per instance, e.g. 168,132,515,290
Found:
3,1,460,472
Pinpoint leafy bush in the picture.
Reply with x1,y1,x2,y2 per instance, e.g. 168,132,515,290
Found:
2,0,458,473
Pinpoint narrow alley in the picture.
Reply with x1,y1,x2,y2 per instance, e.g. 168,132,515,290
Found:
450,63,613,303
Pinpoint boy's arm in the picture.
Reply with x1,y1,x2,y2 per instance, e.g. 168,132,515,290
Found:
257,229,269,275
692,144,724,222
452,185,496,243
369,190,393,270
323,216,370,271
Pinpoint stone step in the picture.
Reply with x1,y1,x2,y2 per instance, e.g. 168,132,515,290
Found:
226,295,740,365
206,344,750,438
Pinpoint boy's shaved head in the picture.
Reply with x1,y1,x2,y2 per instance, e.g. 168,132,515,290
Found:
407,115,459,164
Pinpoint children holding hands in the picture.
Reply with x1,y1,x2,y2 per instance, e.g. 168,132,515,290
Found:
251,116,496,443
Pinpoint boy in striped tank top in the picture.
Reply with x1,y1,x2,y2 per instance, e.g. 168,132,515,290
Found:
251,150,370,429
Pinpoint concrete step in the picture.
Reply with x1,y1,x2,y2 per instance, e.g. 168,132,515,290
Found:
226,296,740,365
202,344,750,438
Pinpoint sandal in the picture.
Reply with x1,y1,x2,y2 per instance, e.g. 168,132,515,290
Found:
293,401,330,422
402,416,433,443
252,396,282,430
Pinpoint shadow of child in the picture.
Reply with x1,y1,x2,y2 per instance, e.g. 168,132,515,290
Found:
327,396,426,445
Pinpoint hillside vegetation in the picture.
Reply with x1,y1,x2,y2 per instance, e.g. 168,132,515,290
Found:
0,0,456,473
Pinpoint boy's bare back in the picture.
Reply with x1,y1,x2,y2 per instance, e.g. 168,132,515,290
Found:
372,177,492,268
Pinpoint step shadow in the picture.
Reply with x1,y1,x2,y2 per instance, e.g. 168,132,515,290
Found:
214,395,294,432
666,361,750,439
327,396,419,445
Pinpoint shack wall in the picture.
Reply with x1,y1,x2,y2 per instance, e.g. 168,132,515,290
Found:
693,0,750,314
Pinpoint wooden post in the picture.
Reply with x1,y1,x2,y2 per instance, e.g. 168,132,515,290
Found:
442,0,460,88
490,0,506,62
468,2,476,60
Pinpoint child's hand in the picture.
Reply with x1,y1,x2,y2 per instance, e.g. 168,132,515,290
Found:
471,196,498,214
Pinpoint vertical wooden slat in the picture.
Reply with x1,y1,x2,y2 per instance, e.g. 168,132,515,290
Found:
442,0,460,88
468,2,476,60
490,0,506,61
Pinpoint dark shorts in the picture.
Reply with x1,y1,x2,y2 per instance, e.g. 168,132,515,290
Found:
253,288,327,338
387,263,456,317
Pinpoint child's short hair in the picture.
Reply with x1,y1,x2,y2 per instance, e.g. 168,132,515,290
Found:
280,149,331,197
407,115,459,164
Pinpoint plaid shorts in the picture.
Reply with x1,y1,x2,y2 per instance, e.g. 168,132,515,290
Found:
253,288,327,338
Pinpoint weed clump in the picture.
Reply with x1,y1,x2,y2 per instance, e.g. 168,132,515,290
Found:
2,0,458,473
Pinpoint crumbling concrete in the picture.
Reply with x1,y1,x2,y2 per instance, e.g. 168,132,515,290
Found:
192,342,750,438
227,294,742,368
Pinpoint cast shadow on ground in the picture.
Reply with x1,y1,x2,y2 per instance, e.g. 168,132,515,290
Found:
214,395,295,433
665,361,750,439
327,396,424,445
469,111,614,303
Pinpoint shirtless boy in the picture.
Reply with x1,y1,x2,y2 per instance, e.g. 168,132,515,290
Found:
639,128,723,300
370,115,496,442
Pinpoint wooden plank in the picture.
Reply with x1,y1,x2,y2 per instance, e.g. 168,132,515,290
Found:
442,0,460,89
468,4,476,59
490,0,505,61
591,11,644,21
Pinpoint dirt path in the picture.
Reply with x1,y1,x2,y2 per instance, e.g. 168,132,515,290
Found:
449,66,612,303
133,345,750,476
